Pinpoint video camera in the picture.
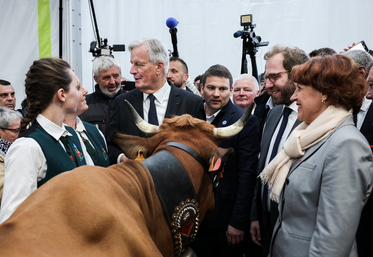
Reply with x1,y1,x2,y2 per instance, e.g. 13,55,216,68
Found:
234,14,269,77
234,14,269,52
89,38,125,58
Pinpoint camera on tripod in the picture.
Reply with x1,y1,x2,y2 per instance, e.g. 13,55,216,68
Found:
234,14,269,77
234,14,269,51
89,38,125,58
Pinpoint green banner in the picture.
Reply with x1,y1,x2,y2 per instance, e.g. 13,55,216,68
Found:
38,0,51,58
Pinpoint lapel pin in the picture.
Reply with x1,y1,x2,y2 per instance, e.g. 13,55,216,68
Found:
222,120,227,125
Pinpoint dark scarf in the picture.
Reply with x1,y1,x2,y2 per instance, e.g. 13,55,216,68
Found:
0,138,12,157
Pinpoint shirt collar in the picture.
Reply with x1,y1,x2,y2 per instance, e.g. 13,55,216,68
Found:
361,97,372,112
37,114,71,140
143,80,170,103
286,101,298,113
204,102,222,124
266,97,275,109
74,117,86,133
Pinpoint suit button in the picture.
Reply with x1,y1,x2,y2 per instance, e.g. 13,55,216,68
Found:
286,178,290,185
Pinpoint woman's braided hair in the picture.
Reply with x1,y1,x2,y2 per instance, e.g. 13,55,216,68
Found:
21,58,72,133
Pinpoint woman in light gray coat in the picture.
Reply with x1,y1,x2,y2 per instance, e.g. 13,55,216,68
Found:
260,55,373,257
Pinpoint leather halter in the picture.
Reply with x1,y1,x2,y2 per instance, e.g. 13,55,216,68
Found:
142,142,210,256
165,141,220,187
164,142,208,170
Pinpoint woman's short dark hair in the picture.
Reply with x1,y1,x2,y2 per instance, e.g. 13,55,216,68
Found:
291,55,366,115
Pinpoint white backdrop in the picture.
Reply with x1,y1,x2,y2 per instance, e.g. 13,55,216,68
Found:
1,0,372,108
80,0,373,93
0,0,60,109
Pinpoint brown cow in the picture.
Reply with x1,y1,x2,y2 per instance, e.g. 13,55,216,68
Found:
0,101,252,257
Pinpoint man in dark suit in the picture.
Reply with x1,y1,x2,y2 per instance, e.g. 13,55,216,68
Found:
190,64,260,256
250,45,309,257
359,62,373,257
343,50,373,257
108,38,205,164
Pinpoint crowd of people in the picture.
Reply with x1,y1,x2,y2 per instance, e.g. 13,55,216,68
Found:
0,37,373,257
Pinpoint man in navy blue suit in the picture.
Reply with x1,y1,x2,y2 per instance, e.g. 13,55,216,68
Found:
190,64,260,256
108,38,205,164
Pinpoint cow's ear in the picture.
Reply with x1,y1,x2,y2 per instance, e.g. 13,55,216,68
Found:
208,147,234,178
112,132,155,160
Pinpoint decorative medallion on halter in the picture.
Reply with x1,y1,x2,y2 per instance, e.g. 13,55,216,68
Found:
171,199,200,256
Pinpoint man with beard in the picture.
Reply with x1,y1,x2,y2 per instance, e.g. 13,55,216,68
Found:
79,56,126,139
166,57,189,90
250,45,309,257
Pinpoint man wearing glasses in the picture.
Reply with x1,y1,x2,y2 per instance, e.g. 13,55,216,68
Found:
250,45,309,257
0,107,22,203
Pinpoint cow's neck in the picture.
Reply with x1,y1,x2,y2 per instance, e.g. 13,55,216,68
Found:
143,149,199,256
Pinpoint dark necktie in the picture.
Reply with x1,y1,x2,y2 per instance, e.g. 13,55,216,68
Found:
60,136,78,167
148,94,159,125
79,132,98,165
262,107,292,226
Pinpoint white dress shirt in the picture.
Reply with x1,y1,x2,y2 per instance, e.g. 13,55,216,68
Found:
0,114,94,223
356,97,372,130
205,102,222,124
143,81,170,124
263,102,298,210
75,117,107,150
116,81,171,164
265,102,298,167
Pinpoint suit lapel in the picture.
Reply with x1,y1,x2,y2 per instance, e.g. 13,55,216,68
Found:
288,139,326,176
360,102,373,146
165,85,181,118
260,106,283,162
287,117,354,176
259,105,302,171
211,101,235,128
131,89,144,118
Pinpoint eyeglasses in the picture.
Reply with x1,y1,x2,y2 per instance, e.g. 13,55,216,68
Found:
0,127,20,134
263,71,289,83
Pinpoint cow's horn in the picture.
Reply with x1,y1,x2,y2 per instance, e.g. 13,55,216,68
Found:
124,100,161,135
213,102,254,139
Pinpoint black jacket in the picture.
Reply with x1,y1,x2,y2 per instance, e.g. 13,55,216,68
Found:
107,82,206,164
79,84,126,140
202,100,260,230
253,92,270,137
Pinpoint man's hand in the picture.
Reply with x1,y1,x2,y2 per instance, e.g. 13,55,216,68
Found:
250,220,262,246
119,154,128,163
226,225,244,246
340,42,356,53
